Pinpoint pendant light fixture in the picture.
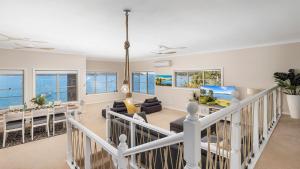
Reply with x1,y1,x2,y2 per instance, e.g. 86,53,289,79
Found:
120,9,132,98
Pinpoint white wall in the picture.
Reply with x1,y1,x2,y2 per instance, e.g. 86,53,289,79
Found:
84,60,125,104
130,42,300,113
0,49,86,105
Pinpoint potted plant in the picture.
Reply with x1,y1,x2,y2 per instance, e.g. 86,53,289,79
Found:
31,95,47,108
274,69,300,119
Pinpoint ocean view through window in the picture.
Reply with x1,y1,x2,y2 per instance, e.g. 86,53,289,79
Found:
132,72,155,95
0,70,24,109
36,71,78,103
86,72,117,94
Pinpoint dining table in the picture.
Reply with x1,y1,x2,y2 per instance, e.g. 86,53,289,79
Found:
0,104,81,131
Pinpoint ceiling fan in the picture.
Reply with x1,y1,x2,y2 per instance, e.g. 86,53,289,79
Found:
0,33,47,43
152,45,187,55
152,51,177,55
158,45,187,51
14,43,55,50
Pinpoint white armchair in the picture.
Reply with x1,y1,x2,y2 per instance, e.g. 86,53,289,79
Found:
52,106,67,135
3,111,25,147
31,109,50,140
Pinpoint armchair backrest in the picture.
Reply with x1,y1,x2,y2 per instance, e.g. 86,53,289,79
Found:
4,111,24,123
32,108,49,118
9,105,24,111
144,97,159,103
113,101,126,108
54,106,67,115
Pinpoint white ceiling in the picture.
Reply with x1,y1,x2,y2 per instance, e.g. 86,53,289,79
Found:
0,0,300,61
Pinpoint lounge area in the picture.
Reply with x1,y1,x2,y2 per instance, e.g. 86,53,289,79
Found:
0,1,300,169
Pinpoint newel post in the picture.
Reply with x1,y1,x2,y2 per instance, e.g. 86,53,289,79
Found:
230,102,242,169
130,121,136,164
117,134,128,169
184,102,201,169
106,105,111,142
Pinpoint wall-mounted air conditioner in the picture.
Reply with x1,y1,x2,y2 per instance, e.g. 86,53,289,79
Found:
153,60,172,67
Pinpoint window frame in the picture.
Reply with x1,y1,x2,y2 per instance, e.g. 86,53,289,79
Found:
34,70,79,103
174,67,224,89
132,71,156,95
86,72,118,95
0,69,25,109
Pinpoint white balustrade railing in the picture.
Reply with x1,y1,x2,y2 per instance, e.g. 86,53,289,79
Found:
183,85,281,169
66,85,282,169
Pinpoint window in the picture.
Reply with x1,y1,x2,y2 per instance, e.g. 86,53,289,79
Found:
175,69,222,88
36,71,78,102
132,72,155,95
86,72,117,94
0,70,24,109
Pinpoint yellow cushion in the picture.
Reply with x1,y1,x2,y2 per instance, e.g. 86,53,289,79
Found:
123,100,137,115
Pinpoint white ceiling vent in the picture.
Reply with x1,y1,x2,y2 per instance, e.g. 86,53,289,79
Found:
153,60,172,67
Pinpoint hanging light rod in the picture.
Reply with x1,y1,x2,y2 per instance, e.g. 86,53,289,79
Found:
120,8,132,98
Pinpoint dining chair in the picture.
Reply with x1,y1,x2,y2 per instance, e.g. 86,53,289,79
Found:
31,108,50,140
52,106,67,135
0,109,8,133
2,110,25,147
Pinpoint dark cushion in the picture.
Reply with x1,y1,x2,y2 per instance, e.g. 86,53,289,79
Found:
170,116,217,137
113,101,126,108
141,104,162,114
111,107,127,113
142,102,160,107
6,120,23,130
144,97,158,103
169,117,185,132
33,116,48,125
54,113,66,121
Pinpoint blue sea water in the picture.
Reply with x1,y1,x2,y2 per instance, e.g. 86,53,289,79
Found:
0,75,24,109
35,74,69,103
0,74,78,109
201,85,237,100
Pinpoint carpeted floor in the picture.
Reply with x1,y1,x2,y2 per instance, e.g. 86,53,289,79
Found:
0,123,66,149
254,115,300,169
0,103,299,169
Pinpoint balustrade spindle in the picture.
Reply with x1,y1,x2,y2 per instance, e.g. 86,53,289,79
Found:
106,106,111,142
252,100,260,156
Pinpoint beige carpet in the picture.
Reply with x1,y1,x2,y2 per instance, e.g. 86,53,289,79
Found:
254,115,300,169
0,103,298,169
